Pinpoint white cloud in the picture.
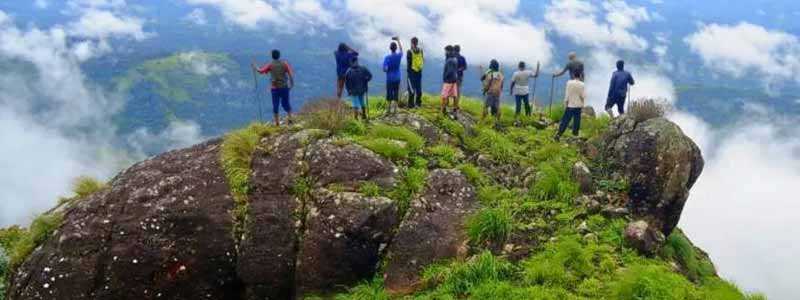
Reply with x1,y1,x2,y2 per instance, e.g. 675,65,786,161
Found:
544,0,650,51
0,11,194,227
184,8,208,25
178,51,227,76
344,0,553,65
674,108,800,300
685,22,800,84
126,120,206,157
34,0,50,9
185,0,335,31
66,9,149,41
582,49,676,111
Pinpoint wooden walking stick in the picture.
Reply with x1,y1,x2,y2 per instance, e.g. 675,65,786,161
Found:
250,58,263,123
548,75,555,120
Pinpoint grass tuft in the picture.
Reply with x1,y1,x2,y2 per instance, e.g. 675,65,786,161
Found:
2,213,64,269
629,98,670,123
466,208,514,245
300,97,351,135
662,230,716,282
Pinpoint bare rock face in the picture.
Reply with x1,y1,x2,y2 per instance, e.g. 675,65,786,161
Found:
8,139,240,300
602,116,704,236
624,220,666,256
307,139,397,190
296,189,398,295
384,169,479,295
382,112,448,145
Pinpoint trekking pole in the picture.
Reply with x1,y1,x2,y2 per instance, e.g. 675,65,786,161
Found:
532,61,540,119
626,84,631,114
251,59,263,123
548,75,555,121
365,87,370,122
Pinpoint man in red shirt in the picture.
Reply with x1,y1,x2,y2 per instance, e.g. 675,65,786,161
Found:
251,49,295,125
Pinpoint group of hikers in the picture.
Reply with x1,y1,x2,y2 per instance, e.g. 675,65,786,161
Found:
251,37,635,141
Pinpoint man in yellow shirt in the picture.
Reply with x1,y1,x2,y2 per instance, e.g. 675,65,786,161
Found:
555,71,586,141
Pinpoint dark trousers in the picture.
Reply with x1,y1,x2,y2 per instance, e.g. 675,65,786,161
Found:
605,96,626,114
515,94,531,116
407,71,422,107
271,87,291,114
557,107,582,137
387,81,400,101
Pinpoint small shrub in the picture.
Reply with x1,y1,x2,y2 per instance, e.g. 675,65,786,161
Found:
611,264,695,300
429,144,461,168
300,97,351,134
530,163,579,203
369,124,425,153
629,98,670,123
221,122,277,197
457,164,489,188
662,230,716,282
468,128,520,163
72,176,106,198
357,138,409,161
467,208,513,245
6,213,63,268
429,252,516,297
334,279,389,300
342,119,367,136
358,182,382,197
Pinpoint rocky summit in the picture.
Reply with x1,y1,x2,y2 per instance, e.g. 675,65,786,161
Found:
0,97,762,300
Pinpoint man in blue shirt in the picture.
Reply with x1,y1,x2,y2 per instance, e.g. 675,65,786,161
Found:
454,45,467,105
383,37,403,115
335,43,358,99
605,60,635,117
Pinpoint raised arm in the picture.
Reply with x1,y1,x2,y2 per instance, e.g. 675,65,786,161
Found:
553,64,568,78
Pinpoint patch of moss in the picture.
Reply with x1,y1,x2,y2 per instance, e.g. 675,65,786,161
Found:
429,144,461,168
358,182,382,197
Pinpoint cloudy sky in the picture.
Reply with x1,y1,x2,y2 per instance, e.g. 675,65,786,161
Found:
1,0,799,299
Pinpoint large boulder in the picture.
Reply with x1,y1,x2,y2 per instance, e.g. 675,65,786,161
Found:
382,112,448,145
6,130,404,300
296,189,398,295
384,169,478,295
602,116,704,235
8,140,240,300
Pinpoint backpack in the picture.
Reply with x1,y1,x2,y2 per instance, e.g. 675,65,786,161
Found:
483,71,504,96
411,49,424,72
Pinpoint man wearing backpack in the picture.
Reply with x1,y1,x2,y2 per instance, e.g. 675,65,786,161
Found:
344,57,373,121
454,45,467,105
441,45,460,117
406,37,425,108
480,59,504,121
555,71,586,142
335,43,359,99
605,60,635,117
383,37,403,115
553,52,584,81
252,49,295,126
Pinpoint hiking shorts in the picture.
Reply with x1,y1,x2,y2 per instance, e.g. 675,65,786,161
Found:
387,81,400,101
485,94,500,114
271,87,291,114
441,83,459,99
350,94,366,109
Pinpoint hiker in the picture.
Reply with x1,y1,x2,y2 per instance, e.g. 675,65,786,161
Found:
510,61,540,121
555,71,586,141
454,45,468,104
344,57,373,120
605,60,635,117
406,37,425,108
553,52,584,81
335,43,359,99
251,49,295,126
480,59,505,121
441,45,460,116
383,37,403,115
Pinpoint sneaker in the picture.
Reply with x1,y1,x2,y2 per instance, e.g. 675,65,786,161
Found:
606,108,614,118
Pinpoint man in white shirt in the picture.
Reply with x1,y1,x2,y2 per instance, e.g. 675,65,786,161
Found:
555,72,586,141
510,61,539,122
